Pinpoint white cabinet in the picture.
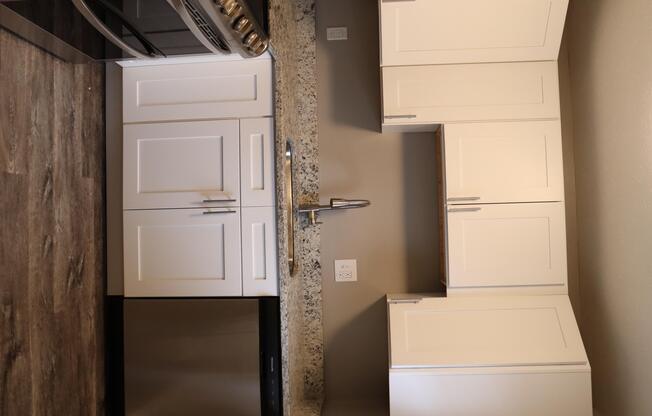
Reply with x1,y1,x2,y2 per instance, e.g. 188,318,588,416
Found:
389,295,586,369
242,207,278,296
444,121,564,204
446,202,567,290
380,0,569,66
123,120,240,210
388,295,592,416
240,118,275,207
382,61,560,129
123,208,242,297
122,58,273,123
120,59,278,298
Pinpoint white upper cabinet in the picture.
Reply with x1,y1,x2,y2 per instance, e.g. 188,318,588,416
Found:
388,295,586,369
123,208,242,297
446,202,567,291
444,121,564,204
382,61,560,128
123,120,240,210
380,0,569,66
122,58,273,123
240,118,276,207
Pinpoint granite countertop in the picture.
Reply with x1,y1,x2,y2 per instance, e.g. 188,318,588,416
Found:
268,1,323,415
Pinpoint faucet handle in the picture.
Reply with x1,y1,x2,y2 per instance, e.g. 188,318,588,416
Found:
330,198,371,209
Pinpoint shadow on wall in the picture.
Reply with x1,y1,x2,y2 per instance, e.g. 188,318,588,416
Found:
567,0,639,414
402,137,442,293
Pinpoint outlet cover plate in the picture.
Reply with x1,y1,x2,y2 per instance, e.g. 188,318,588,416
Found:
326,27,348,41
335,259,357,282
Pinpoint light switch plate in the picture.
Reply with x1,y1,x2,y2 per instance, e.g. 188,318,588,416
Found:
326,27,348,41
334,259,357,282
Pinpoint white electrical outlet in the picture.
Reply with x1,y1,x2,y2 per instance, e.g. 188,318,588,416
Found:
334,259,357,282
326,27,348,41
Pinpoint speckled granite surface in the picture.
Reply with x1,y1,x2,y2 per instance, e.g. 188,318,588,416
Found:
268,1,323,415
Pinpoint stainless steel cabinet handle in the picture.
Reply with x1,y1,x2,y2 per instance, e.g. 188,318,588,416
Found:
384,114,417,119
202,198,237,203
388,298,423,304
448,207,482,213
203,210,237,215
448,197,481,202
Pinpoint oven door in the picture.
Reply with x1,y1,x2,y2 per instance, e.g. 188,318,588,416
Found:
119,297,282,415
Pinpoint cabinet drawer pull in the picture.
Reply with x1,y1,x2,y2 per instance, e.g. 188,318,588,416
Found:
384,114,417,119
203,198,237,203
203,209,237,215
448,207,482,213
447,197,481,202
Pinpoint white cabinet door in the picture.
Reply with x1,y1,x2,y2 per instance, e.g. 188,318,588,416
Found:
382,61,560,128
444,121,564,204
388,295,587,368
123,120,240,210
123,208,242,297
240,118,275,207
123,58,273,123
380,0,569,66
242,207,278,296
446,202,567,289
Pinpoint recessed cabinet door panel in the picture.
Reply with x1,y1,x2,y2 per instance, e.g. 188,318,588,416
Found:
240,118,275,207
242,207,278,296
124,120,240,210
388,295,587,368
444,121,564,204
124,208,242,297
380,0,569,66
382,62,560,127
123,58,273,123
446,203,567,289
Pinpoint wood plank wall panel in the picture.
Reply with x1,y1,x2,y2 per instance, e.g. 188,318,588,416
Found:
0,29,105,415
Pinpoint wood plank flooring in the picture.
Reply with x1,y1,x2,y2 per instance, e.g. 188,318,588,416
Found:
0,29,105,415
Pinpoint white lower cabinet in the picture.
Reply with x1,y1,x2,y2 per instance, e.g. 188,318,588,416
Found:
122,58,273,123
123,120,241,210
240,118,275,207
123,208,242,297
241,207,278,296
446,202,567,291
388,295,591,416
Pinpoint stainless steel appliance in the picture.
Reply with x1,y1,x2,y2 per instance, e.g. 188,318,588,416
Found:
120,298,281,415
0,0,269,62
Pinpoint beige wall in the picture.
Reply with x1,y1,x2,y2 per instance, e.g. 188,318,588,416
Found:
566,1,652,414
316,0,441,411
559,40,582,316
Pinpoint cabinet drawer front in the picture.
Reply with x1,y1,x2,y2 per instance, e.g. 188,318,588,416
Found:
242,207,278,296
382,61,560,126
124,120,240,210
240,118,276,207
446,203,567,289
444,121,564,204
124,209,242,297
380,0,569,66
123,59,272,123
